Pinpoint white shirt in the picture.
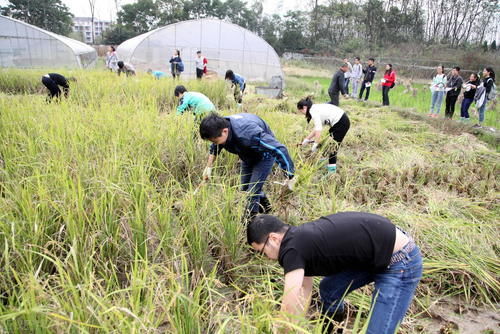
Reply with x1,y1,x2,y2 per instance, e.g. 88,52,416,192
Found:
195,56,205,70
310,104,345,131
352,63,363,79
344,62,353,78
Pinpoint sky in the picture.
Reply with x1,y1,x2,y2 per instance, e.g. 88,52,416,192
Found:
1,0,310,21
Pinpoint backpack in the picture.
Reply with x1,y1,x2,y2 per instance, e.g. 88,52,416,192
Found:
177,62,184,72
486,78,496,100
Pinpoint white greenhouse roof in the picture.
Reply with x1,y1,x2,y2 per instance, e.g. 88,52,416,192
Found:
117,18,283,82
0,15,97,68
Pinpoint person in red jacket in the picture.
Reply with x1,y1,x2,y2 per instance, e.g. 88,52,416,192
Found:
381,64,396,106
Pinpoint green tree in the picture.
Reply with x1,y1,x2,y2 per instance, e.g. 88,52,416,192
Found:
490,40,497,51
1,0,73,35
101,24,136,45
281,11,308,52
482,41,489,52
117,0,161,34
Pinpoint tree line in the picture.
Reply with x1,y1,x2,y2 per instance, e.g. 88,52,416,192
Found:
1,0,499,54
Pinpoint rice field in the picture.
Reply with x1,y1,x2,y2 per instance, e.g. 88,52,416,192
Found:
0,68,499,333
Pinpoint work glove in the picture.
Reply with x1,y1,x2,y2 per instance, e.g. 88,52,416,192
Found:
311,142,319,153
284,177,296,191
301,138,313,146
202,167,212,181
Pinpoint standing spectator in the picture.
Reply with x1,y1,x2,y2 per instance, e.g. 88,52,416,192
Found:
117,61,136,76
106,46,118,72
328,64,349,106
358,58,377,101
444,67,463,119
169,50,183,79
343,58,353,95
225,70,246,104
195,51,208,79
428,65,447,118
474,67,496,128
381,64,396,106
351,57,363,98
460,73,480,122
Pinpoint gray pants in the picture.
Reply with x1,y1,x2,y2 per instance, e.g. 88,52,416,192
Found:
351,79,361,97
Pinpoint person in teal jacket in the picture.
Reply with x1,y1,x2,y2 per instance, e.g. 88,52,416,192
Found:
174,85,216,116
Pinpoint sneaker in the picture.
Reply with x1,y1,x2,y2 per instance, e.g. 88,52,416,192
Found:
472,124,482,128
327,164,337,173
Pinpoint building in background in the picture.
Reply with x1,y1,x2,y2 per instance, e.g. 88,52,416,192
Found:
73,17,111,44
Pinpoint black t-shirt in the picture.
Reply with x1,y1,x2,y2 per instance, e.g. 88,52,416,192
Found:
278,212,396,276
48,73,69,89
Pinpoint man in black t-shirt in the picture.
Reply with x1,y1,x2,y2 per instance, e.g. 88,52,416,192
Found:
247,212,423,334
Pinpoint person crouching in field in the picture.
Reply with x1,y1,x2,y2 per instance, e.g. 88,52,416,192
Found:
247,212,423,334
297,97,350,174
41,73,76,102
174,85,215,117
225,70,246,104
381,64,396,106
117,61,136,76
199,113,295,219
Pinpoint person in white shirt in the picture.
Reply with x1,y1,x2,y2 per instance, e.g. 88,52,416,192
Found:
297,97,351,174
343,57,353,95
195,51,207,79
351,57,363,98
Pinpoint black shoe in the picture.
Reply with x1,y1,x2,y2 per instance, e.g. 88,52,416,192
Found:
258,197,272,214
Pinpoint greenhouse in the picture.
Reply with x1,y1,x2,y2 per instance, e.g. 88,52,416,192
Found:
0,15,97,69
117,18,284,82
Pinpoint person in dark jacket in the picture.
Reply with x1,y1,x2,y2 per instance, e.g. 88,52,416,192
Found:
169,50,182,79
475,67,496,127
358,58,377,101
247,212,422,334
328,64,349,106
41,73,75,102
460,73,480,122
200,113,295,219
444,67,463,119
225,70,246,104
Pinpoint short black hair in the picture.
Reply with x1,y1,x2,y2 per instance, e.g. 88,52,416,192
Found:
355,56,360,61
117,61,124,68
247,214,288,245
174,85,187,97
453,66,460,71
199,113,230,139
197,50,201,54
369,58,375,62
225,70,235,81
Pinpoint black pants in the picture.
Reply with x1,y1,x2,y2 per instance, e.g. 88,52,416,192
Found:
382,86,391,106
445,94,458,119
329,93,339,106
328,113,350,165
359,81,371,100
196,68,204,79
42,76,64,101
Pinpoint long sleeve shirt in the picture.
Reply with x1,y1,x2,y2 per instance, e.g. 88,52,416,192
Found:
351,63,363,79
328,70,346,96
382,71,396,87
209,113,294,178
232,74,246,90
431,74,447,92
446,75,463,96
363,65,377,82
176,92,215,115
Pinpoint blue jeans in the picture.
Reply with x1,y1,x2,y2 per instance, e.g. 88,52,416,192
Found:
430,91,444,114
478,100,487,123
320,246,423,334
460,97,474,118
240,157,274,213
344,78,350,95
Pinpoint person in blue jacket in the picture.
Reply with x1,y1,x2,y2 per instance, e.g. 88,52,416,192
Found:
175,85,215,117
147,69,166,79
200,113,295,219
225,70,246,104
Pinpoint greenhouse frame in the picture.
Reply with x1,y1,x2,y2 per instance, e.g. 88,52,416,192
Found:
117,18,284,82
0,15,97,69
